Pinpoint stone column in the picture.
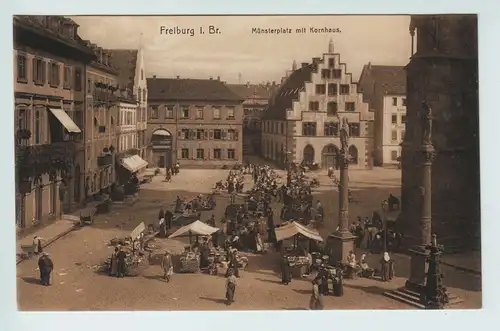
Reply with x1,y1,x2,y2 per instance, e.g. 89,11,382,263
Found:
405,143,435,292
328,149,356,263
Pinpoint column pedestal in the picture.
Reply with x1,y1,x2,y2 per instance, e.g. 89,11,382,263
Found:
405,245,429,293
328,231,356,263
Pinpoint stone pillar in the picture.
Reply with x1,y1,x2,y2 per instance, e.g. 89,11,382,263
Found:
328,149,356,263
405,143,435,292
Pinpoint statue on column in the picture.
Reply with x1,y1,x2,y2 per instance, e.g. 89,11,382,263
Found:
339,116,350,153
420,101,433,145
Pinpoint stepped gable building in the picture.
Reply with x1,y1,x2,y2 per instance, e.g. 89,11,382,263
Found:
146,76,244,168
14,15,95,229
84,43,119,197
399,15,479,250
107,49,148,183
358,64,407,166
227,82,279,155
261,40,374,169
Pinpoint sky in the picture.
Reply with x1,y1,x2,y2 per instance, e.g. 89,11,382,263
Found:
72,15,411,84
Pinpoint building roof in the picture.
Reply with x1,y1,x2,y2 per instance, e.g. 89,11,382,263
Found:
358,64,406,105
226,84,278,100
147,78,244,102
107,49,138,91
262,64,314,120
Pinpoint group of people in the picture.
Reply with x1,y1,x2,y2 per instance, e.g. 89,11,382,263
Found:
349,211,402,253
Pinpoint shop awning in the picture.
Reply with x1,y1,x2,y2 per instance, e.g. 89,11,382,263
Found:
48,108,81,133
153,129,171,136
121,155,148,173
275,221,323,242
168,220,219,239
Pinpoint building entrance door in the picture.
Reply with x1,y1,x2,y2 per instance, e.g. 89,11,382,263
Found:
158,155,165,168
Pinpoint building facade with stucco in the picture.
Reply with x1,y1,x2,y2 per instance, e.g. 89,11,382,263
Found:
261,40,374,169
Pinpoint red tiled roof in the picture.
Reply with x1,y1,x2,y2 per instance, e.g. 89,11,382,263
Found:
147,78,244,102
107,49,138,91
262,64,314,120
358,64,406,105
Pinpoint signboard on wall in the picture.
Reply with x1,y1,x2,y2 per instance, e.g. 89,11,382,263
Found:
152,136,172,150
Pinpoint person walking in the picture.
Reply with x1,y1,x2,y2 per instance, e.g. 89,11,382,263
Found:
225,268,237,305
116,246,127,278
161,251,173,282
309,278,324,310
37,252,53,286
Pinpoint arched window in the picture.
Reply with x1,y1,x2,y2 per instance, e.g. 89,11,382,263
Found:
349,145,359,165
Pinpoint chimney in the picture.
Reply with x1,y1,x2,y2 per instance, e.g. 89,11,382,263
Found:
301,62,308,68
152,75,157,79
312,57,321,64
176,75,180,79
272,81,276,86
209,76,213,80
292,60,297,71
217,76,220,81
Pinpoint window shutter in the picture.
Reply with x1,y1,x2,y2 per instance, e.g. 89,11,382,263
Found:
204,130,208,140
32,58,36,82
177,130,183,140
222,129,227,140
221,148,227,160
209,129,214,140
43,61,47,84
234,130,239,141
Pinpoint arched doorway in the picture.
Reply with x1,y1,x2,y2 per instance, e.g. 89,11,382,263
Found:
151,129,173,168
349,145,359,165
321,144,340,169
303,145,315,164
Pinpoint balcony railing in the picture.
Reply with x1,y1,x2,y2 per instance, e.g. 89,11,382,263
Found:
97,154,113,167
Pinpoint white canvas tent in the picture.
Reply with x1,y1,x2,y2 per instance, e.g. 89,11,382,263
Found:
275,221,323,242
168,220,219,239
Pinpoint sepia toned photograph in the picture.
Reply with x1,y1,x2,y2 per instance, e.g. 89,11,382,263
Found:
13,14,480,311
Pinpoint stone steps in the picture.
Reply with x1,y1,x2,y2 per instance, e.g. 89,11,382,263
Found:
384,287,464,309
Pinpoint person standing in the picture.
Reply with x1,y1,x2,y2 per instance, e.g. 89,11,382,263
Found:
281,257,292,285
158,207,165,223
225,268,237,305
33,236,44,255
380,252,395,281
109,247,119,276
116,246,127,278
38,252,53,286
309,278,324,310
161,251,173,282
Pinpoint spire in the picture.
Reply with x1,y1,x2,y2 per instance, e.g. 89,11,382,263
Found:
328,38,334,53
139,32,144,49
292,60,297,71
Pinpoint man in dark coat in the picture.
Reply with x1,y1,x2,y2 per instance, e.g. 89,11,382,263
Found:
281,257,292,285
165,209,173,230
38,252,54,286
116,246,127,278
158,207,165,222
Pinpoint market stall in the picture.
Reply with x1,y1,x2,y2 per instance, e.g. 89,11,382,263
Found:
275,221,324,278
168,220,220,273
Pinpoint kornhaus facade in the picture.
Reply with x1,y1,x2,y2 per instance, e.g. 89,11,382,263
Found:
146,77,244,168
108,49,148,182
262,40,374,169
227,82,279,156
358,64,406,166
14,16,95,229
84,44,119,197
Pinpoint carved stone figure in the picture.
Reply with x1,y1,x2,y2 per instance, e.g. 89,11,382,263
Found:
339,117,350,152
421,101,433,145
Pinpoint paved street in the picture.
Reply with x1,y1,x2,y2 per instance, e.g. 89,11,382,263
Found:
16,168,481,310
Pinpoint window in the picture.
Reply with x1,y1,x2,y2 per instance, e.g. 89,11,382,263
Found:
391,114,398,124
63,66,71,89
392,130,398,141
227,107,235,119
181,129,190,139
49,62,60,87
213,148,222,159
324,122,338,136
17,54,27,82
143,89,146,101
402,98,407,106
137,88,142,102
328,84,338,96
340,84,350,94
333,69,341,78
196,129,205,140
327,102,338,115
149,106,158,119
34,110,41,144
166,106,174,118
328,58,335,68
181,107,189,119
17,108,28,131
74,68,82,91
141,69,144,80
349,123,360,137
196,107,204,119
32,58,45,85
214,129,222,140
227,129,237,140
401,115,407,123
302,122,316,136
392,97,397,106
213,107,221,119
281,123,285,134
401,130,406,140
196,148,204,159
87,78,93,94
391,150,398,161
181,148,189,159
321,69,331,79
309,101,319,111
345,102,356,112
315,84,326,94
228,149,236,160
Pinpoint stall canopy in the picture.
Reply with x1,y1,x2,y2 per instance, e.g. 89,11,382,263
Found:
168,220,219,239
121,155,148,173
48,108,82,133
275,221,324,242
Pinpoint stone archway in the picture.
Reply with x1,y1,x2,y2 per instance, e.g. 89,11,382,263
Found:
303,144,315,164
321,144,340,169
349,145,359,165
152,129,173,168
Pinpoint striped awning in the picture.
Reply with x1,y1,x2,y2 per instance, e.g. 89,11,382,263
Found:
48,108,81,133
121,155,148,173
